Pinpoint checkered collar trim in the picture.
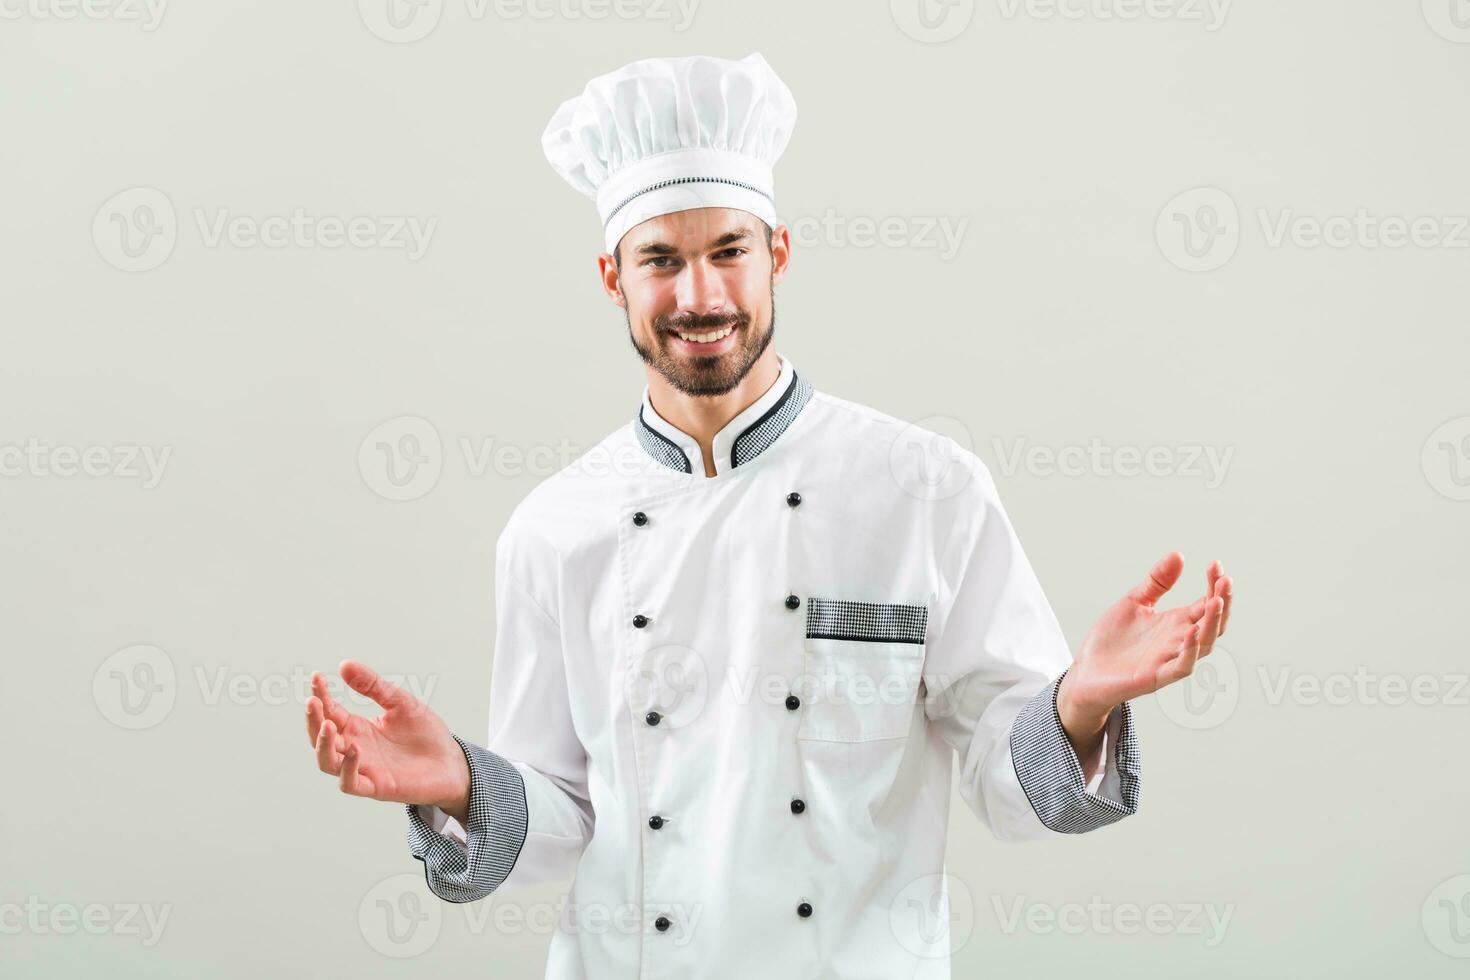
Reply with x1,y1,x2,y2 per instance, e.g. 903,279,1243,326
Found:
633,357,814,475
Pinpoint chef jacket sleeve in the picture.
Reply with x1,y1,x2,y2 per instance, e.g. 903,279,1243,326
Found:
404,524,595,903
921,453,1140,841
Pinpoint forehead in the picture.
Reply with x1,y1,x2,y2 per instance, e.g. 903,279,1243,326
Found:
619,207,760,253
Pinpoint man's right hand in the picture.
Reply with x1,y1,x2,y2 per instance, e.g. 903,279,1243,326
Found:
304,659,471,825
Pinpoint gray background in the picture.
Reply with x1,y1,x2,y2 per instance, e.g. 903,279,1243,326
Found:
3,1,1468,976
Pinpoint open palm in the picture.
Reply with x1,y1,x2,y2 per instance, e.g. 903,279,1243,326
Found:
304,659,467,809
1062,552,1233,718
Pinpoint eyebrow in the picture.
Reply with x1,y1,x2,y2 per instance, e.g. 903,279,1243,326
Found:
631,228,754,258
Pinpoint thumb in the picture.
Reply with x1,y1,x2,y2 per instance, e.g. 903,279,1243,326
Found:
339,659,415,712
1126,551,1185,607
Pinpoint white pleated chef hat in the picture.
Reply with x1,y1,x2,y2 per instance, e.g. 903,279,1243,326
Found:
541,52,798,255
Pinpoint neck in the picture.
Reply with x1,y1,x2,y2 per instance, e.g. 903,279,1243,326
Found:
645,349,781,477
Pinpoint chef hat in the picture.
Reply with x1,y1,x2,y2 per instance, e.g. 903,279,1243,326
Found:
541,52,798,256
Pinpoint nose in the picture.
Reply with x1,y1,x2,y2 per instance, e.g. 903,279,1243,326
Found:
672,257,727,317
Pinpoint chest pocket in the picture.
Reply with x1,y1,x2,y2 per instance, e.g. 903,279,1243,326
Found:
797,597,929,742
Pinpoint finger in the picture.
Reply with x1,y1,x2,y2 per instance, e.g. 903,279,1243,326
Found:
1158,623,1202,686
1183,593,1211,621
339,745,375,797
306,695,323,746
1196,596,1224,658
1216,575,1233,636
1144,620,1194,673
1126,551,1185,607
340,659,414,713
1181,562,1226,621
1188,560,1222,620
313,671,353,732
316,718,344,775
339,744,358,793
1146,639,1183,676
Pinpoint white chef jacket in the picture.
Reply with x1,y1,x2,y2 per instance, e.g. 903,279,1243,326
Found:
406,352,1140,979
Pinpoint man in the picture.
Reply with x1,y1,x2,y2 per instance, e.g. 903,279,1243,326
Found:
305,52,1233,978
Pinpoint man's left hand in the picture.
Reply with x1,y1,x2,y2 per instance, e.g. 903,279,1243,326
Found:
1056,552,1234,767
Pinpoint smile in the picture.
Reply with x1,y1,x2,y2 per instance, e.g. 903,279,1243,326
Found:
673,324,736,344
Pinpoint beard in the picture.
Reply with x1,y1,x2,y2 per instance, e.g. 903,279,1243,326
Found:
626,293,776,397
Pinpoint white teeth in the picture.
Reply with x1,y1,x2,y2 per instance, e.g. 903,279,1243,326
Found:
676,325,734,344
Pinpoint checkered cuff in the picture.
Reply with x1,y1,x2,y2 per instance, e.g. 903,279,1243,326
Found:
405,733,528,903
1010,667,1141,834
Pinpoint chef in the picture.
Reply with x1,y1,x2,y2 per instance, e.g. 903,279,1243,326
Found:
304,51,1233,979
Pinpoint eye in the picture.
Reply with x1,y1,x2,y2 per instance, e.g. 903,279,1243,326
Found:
645,256,677,269
715,248,747,259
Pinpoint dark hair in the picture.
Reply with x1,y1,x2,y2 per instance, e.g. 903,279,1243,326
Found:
614,222,774,273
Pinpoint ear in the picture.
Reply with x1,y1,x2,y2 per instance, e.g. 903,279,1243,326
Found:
598,252,626,308
769,223,792,286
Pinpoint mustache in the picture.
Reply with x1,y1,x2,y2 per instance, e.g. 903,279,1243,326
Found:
658,311,748,334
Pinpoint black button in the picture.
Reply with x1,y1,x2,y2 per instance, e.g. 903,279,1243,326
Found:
633,614,648,629
649,815,664,830
797,902,812,918
784,594,800,610
790,799,805,815
785,694,800,710
786,491,802,507
632,511,648,526
645,710,662,727
655,915,671,932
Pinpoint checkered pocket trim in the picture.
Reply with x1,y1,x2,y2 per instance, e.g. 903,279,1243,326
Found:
805,597,929,645
405,733,528,903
